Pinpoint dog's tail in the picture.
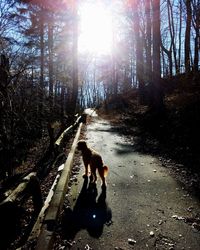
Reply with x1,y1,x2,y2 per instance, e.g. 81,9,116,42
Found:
103,165,109,177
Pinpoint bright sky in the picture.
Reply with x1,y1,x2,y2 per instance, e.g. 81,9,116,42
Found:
78,2,113,55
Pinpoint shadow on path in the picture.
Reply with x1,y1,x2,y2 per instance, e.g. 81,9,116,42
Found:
61,178,112,240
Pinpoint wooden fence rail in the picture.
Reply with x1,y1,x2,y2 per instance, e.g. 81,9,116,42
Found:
0,112,87,249
34,120,83,250
0,172,43,249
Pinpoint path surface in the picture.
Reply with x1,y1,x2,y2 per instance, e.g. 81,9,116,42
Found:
64,115,200,250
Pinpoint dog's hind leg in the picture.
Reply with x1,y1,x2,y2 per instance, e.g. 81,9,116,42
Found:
98,168,106,187
90,165,97,183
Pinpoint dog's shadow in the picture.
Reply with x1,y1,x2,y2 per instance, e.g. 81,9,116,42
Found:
61,178,112,239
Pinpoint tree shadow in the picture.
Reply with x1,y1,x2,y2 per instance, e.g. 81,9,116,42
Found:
61,178,112,240
114,142,136,155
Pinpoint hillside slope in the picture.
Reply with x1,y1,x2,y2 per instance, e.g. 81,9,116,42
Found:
100,79,200,195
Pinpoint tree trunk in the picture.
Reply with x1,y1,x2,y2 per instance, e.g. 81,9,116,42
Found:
61,85,65,117
194,29,199,73
161,43,173,77
178,0,183,73
145,0,152,83
185,0,192,74
48,19,54,112
71,1,78,114
193,1,200,73
152,0,164,111
167,0,178,74
112,30,118,97
133,0,145,102
152,0,161,78
39,11,45,114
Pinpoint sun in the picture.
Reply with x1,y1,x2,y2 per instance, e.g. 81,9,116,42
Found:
78,2,113,55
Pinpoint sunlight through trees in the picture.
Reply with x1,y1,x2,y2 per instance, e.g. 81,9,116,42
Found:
0,0,200,177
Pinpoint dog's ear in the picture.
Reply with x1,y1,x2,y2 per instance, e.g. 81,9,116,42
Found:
77,140,87,150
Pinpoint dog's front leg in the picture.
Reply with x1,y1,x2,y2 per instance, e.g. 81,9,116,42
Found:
83,159,89,177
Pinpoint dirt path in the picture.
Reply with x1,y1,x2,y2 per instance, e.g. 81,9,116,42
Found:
59,115,200,250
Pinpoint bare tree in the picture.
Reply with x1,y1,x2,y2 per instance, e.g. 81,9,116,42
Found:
48,14,54,111
145,0,152,83
71,1,78,113
192,0,200,73
132,0,145,101
185,0,192,73
167,0,178,74
178,0,183,72
152,0,164,110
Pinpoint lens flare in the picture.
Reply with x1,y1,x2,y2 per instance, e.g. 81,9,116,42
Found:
79,2,113,55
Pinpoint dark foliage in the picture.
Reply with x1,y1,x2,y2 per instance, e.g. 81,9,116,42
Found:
103,73,200,175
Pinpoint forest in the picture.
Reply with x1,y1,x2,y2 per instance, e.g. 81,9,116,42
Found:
0,0,200,186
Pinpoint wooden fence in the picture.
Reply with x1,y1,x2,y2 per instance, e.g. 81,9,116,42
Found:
0,113,87,249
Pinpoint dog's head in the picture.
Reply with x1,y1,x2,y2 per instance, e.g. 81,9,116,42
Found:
77,140,88,151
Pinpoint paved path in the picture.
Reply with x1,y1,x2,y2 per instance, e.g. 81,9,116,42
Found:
64,116,200,250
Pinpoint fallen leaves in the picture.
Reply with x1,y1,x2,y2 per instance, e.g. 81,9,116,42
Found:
172,215,185,221
85,244,92,250
149,231,155,237
155,234,176,250
128,238,136,245
172,214,200,232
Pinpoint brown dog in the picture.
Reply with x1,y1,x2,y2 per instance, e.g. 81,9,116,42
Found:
77,140,108,186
